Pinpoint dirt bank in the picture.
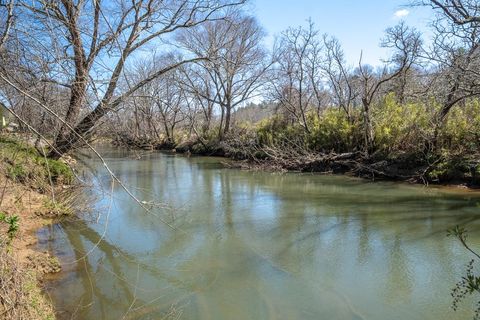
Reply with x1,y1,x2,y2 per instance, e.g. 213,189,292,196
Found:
0,176,64,319
0,134,74,320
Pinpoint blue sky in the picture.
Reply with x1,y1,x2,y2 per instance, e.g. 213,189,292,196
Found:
252,0,433,66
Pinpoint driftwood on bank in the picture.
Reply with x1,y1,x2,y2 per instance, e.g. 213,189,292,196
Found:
109,134,478,187
225,144,434,183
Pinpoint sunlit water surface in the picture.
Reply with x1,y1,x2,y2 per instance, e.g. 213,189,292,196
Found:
39,148,480,320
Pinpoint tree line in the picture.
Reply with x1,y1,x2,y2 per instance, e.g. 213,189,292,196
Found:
0,0,479,183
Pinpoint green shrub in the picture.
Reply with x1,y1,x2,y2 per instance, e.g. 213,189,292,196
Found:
306,109,359,152
255,110,360,153
441,99,480,152
373,93,431,155
256,115,291,146
0,212,20,241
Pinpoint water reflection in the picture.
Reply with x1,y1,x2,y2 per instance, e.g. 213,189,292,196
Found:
40,149,480,320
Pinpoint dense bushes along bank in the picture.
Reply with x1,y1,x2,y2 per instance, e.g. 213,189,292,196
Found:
113,95,480,187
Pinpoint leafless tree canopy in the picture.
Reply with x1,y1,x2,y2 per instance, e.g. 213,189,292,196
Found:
177,14,270,139
0,0,478,161
425,0,480,25
0,0,247,158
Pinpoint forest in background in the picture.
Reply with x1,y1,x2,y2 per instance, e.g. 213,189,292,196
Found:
0,0,479,185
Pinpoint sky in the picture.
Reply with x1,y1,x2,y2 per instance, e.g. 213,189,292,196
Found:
252,0,433,66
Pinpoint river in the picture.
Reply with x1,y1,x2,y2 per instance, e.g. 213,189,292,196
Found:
39,147,480,320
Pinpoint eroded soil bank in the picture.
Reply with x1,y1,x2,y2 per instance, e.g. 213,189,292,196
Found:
0,134,75,320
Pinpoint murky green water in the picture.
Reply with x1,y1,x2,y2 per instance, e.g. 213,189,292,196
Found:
40,148,480,320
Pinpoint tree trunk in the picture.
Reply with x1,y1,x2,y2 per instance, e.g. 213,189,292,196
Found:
55,2,88,147
48,104,108,159
218,106,225,140
362,98,374,153
223,105,231,136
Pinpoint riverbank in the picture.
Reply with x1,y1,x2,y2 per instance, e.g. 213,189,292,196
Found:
111,135,480,190
0,134,75,319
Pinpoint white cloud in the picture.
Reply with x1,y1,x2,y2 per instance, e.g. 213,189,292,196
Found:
394,9,409,18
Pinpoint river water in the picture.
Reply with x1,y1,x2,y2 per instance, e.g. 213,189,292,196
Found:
39,148,480,320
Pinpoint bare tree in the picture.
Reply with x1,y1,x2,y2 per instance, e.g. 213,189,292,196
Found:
381,21,423,102
0,0,15,50
152,69,188,146
178,14,271,139
118,62,162,142
0,0,246,158
356,22,422,152
271,20,324,133
424,0,480,127
178,63,218,136
322,35,357,121
110,55,202,146
0,0,16,120
423,0,480,25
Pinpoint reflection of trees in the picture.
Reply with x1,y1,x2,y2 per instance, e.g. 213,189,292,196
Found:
60,219,199,319
60,222,131,319
356,214,372,265
57,150,480,319
66,221,140,316
383,236,412,304
219,170,234,232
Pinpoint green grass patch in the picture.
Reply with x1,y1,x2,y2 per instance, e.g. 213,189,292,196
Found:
0,135,74,189
0,211,19,242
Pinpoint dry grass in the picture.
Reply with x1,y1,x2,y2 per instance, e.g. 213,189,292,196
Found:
0,238,55,320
